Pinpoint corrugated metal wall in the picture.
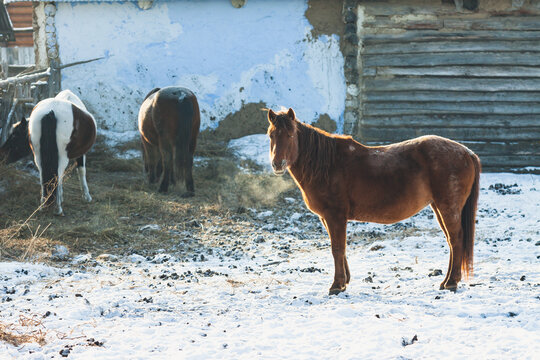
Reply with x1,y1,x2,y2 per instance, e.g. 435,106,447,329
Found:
6,3,32,47
358,3,540,171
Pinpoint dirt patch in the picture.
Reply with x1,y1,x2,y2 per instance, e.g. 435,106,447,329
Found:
305,0,345,39
201,102,268,142
312,114,337,133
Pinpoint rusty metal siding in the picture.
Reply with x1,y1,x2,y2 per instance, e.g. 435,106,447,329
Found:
6,3,32,47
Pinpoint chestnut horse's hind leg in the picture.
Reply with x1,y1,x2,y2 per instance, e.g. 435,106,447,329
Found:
431,204,452,288
433,203,464,291
322,215,348,295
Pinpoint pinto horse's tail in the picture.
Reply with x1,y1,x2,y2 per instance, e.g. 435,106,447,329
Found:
174,95,195,181
461,152,481,279
40,110,59,206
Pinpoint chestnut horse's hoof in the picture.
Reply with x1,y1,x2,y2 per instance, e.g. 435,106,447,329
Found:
328,285,346,296
439,282,458,292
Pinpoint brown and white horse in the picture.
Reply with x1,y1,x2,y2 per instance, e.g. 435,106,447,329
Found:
28,90,96,215
267,108,480,295
138,87,200,195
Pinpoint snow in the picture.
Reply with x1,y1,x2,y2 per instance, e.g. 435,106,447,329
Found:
1,171,538,359
229,134,272,171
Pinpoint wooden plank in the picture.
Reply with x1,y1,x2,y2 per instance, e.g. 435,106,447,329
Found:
360,115,540,128
363,101,540,116
364,40,540,55
460,141,539,156
443,17,540,31
363,17,540,31
365,90,540,102
477,155,540,168
358,127,540,142
363,31,540,44
364,77,540,92
362,4,458,17
364,66,540,78
363,18,444,30
363,52,540,67
363,141,538,156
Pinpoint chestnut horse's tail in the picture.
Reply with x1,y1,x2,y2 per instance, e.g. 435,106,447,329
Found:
461,152,481,279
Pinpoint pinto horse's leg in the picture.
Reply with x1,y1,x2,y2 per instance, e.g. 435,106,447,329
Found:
434,203,464,291
54,155,69,216
76,156,92,202
322,215,348,295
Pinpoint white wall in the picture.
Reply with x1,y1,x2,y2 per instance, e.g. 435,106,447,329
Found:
55,0,345,133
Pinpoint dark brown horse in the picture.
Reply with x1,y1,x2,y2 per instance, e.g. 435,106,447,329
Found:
138,87,200,195
267,108,480,295
0,117,32,164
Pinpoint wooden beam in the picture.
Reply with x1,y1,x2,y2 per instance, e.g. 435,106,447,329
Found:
365,90,540,102
364,40,540,55
360,114,540,128
364,77,540,92
0,68,50,89
363,31,540,44
363,101,540,116
364,66,540,78
359,127,540,142
363,52,540,67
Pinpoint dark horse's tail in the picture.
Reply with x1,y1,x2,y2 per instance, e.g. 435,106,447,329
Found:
40,110,59,206
461,152,481,279
174,94,195,181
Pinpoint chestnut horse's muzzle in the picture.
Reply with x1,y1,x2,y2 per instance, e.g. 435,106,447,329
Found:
271,159,287,175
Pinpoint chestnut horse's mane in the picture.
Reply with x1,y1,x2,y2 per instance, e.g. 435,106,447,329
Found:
294,120,343,185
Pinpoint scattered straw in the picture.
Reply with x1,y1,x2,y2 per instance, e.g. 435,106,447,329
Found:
0,315,47,347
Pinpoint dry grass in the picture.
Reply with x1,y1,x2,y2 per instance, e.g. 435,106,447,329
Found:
0,136,295,262
0,316,47,346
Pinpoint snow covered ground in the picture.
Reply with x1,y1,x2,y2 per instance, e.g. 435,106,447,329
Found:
1,169,539,359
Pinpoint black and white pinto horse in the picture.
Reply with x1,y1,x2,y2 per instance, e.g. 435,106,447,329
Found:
28,90,96,215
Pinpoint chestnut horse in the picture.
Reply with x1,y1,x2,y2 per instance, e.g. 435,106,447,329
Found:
138,87,200,196
267,108,480,295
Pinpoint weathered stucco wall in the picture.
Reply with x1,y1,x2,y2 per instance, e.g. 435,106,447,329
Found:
54,0,346,135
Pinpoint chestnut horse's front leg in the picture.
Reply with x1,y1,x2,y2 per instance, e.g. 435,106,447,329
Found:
322,215,348,295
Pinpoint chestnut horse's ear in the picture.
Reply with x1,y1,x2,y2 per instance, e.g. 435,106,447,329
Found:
287,108,295,120
268,109,277,124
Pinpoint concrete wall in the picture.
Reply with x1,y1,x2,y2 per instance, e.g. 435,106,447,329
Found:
53,0,346,134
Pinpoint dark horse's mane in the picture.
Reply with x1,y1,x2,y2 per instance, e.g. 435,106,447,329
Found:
294,120,342,185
